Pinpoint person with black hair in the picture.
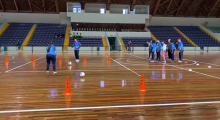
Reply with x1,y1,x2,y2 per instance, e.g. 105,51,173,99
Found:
167,39,172,60
72,39,81,62
46,42,57,74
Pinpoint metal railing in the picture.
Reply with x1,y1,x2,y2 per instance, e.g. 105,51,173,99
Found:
1,45,220,53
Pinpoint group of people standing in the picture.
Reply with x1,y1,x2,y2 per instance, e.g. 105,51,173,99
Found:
147,38,184,63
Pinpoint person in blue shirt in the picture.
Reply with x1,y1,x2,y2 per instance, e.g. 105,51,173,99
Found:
151,40,156,62
170,40,176,62
178,38,184,62
156,40,162,61
46,42,57,74
72,39,81,62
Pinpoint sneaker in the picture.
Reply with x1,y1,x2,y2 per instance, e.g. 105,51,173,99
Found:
46,71,49,74
178,60,182,63
150,60,154,62
162,61,166,63
147,58,150,60
53,71,57,74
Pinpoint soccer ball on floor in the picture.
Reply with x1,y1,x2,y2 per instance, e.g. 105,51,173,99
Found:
68,61,72,66
80,72,85,77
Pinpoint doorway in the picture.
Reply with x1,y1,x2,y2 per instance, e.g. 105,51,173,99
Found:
108,37,116,51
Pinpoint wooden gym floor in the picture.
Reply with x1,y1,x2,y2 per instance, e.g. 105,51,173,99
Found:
1,51,220,120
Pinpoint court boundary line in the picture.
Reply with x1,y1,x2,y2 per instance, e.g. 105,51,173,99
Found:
128,54,220,79
5,57,43,73
109,56,140,76
1,100,220,113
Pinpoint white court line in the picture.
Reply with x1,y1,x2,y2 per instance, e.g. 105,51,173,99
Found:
128,54,220,79
1,100,220,113
109,56,141,76
5,57,43,73
183,58,220,67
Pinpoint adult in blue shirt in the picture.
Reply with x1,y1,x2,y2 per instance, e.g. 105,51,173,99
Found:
46,42,57,74
151,40,156,62
156,40,162,61
178,38,184,62
170,40,176,62
72,39,81,62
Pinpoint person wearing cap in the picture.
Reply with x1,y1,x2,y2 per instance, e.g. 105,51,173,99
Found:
46,42,57,74
178,38,184,62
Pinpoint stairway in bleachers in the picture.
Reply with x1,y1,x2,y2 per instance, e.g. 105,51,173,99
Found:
148,26,192,46
177,26,220,47
28,23,66,46
0,23,33,46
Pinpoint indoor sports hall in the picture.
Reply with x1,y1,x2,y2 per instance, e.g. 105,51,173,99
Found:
0,0,220,119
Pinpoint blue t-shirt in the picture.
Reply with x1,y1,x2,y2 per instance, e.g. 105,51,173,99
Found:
171,43,176,50
178,42,184,50
46,45,56,55
156,42,162,50
73,42,81,50
151,43,156,52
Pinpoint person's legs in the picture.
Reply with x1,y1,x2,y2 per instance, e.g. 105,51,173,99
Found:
74,50,78,59
168,49,171,60
158,50,161,61
52,55,56,72
76,50,79,59
180,50,183,61
162,52,166,61
172,49,175,61
152,52,154,60
156,51,158,60
148,50,151,59
46,54,51,71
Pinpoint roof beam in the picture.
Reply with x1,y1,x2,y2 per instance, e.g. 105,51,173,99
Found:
159,0,169,7
216,8,220,17
55,0,59,13
130,0,136,11
175,0,186,16
31,3,44,12
14,0,19,12
42,0,46,12
0,0,5,12
153,0,161,16
107,0,111,10
28,0,33,12
164,0,173,16
46,4,55,12
195,0,206,17
185,0,197,17
207,0,220,17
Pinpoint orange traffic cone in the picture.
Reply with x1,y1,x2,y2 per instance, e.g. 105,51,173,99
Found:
63,76,73,95
108,56,111,62
84,62,86,68
33,63,35,70
138,74,147,92
83,55,86,63
59,56,62,63
5,55,9,64
59,62,62,70
32,55,36,63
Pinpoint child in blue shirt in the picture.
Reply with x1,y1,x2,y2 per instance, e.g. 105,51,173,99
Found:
72,39,81,62
151,40,156,62
46,42,57,74
178,38,184,62
156,40,162,61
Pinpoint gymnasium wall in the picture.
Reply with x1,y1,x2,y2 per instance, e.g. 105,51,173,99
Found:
0,12,71,24
150,16,220,26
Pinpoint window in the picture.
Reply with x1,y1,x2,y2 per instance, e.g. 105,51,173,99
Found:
73,7,81,13
100,8,105,14
123,9,128,14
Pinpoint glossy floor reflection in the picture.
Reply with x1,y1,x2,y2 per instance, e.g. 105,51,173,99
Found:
0,52,220,119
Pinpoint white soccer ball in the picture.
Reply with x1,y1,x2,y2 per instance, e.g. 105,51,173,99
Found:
68,61,72,66
208,66,211,68
80,72,85,77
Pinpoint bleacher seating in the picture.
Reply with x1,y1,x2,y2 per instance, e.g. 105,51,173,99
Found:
0,23,33,46
206,26,220,33
122,37,152,47
148,26,192,47
177,26,220,47
69,36,103,47
28,23,66,46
